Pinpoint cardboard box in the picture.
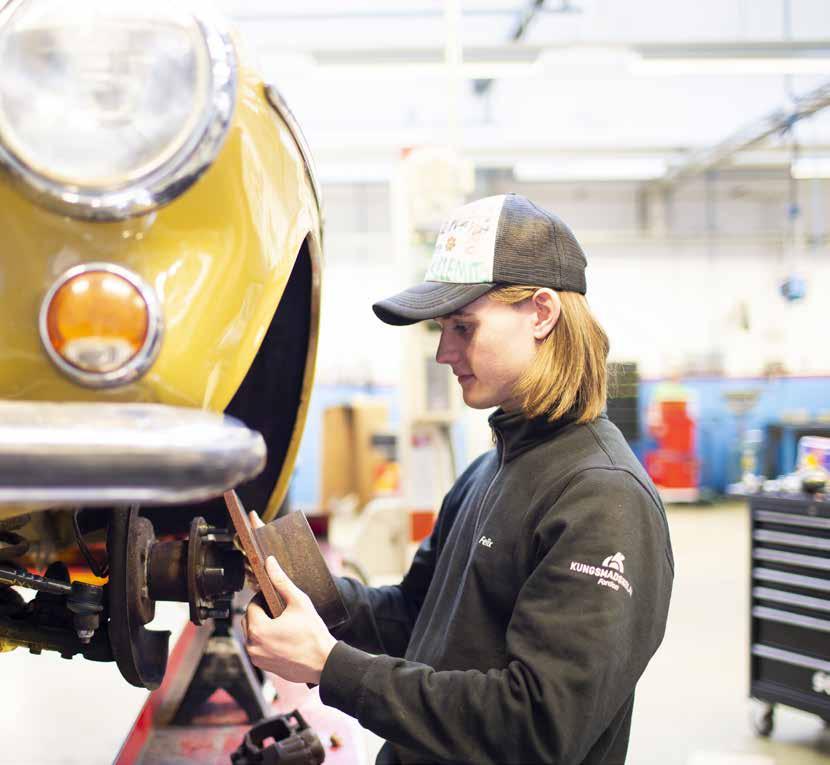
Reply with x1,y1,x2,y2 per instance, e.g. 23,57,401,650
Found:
321,399,393,510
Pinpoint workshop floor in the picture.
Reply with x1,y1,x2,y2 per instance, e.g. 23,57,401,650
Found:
361,501,830,764
626,500,830,765
360,500,830,765
3,502,829,764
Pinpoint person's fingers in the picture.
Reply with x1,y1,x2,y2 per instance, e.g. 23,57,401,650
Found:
264,555,303,605
242,609,265,651
249,511,265,529
246,600,269,632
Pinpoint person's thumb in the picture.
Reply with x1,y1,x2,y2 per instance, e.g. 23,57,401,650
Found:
264,555,302,605
249,511,265,529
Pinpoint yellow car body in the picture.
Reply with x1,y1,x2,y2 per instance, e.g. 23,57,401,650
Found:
0,4,325,688
0,65,322,525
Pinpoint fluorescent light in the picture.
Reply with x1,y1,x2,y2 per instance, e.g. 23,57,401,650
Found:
538,46,639,76
630,42,830,75
307,61,540,81
791,158,830,179
514,158,667,182
631,55,830,76
260,51,540,81
264,44,830,82
317,162,394,183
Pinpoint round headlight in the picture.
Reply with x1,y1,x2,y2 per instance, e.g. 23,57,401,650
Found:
0,0,236,219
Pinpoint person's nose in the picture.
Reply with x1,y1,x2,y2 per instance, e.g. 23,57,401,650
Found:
435,329,458,366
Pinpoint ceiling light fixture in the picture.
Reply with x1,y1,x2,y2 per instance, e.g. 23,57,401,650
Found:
630,43,830,76
513,158,667,182
791,157,830,179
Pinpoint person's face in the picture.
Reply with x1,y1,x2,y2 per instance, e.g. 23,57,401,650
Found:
434,292,554,411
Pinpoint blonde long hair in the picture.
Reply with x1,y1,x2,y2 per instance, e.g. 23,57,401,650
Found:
489,286,609,423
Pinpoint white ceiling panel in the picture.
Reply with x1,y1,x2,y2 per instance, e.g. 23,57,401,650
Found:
220,0,830,178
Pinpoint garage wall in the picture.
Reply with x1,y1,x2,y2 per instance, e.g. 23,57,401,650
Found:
315,175,829,385
588,240,830,378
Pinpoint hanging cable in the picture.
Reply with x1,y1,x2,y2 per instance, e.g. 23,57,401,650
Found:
72,509,109,579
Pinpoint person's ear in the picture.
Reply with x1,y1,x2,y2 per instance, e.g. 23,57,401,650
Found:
531,289,561,340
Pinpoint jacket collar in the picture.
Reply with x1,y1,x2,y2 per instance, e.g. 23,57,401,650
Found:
488,407,587,462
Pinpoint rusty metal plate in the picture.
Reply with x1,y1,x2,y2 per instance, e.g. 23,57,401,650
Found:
223,491,285,618
253,511,348,630
224,491,347,628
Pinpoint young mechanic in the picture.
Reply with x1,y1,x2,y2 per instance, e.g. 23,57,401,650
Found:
243,193,674,764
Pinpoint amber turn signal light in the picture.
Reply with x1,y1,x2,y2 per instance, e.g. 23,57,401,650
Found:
40,264,163,387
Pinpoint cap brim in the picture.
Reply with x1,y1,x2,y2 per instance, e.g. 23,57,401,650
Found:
372,282,495,326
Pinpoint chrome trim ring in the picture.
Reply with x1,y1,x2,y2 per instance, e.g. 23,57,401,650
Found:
38,263,164,388
0,7,237,221
265,84,322,212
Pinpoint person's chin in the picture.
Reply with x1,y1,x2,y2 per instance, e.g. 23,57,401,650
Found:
462,388,500,410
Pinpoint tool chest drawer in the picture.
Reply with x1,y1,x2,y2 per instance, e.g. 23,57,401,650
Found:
749,494,830,728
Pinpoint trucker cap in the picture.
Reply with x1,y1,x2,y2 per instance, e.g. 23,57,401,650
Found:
372,192,588,326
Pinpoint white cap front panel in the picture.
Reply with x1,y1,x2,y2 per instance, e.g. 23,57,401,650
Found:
424,194,506,284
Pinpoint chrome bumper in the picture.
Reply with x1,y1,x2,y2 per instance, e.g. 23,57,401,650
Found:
0,402,266,506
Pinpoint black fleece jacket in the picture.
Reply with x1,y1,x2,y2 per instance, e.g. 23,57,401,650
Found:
319,410,674,764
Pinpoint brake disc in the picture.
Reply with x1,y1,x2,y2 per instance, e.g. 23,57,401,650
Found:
107,507,170,689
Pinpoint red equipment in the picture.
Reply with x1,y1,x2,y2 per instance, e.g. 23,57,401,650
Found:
645,398,700,501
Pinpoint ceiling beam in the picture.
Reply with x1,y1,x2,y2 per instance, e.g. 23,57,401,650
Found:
654,79,830,190
476,0,554,95
230,4,579,22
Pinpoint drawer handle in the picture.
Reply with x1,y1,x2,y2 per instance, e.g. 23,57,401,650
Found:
754,529,830,551
753,548,830,572
752,567,830,593
754,510,830,531
753,605,830,633
752,643,830,673
753,587,830,613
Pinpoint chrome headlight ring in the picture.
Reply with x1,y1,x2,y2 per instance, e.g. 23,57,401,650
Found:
0,3,237,221
39,262,164,388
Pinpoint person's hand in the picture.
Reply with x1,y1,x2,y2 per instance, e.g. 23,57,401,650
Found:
242,554,337,685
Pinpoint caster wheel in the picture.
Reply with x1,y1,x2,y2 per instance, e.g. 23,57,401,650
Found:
751,702,774,737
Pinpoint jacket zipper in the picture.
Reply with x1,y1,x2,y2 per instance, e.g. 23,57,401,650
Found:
473,430,505,538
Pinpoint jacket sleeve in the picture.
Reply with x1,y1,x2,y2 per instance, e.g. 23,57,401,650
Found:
329,527,438,658
319,467,674,764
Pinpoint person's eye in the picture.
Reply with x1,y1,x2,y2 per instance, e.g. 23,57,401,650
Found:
453,323,470,336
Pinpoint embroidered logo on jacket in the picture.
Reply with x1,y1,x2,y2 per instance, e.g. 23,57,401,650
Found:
570,553,633,597
602,552,626,573
478,535,494,548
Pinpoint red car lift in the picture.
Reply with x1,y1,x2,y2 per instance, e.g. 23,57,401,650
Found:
114,616,364,764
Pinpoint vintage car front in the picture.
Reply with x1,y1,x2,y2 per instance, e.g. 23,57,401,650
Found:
0,0,323,689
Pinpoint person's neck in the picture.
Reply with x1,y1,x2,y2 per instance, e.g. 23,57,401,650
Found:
499,396,523,414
